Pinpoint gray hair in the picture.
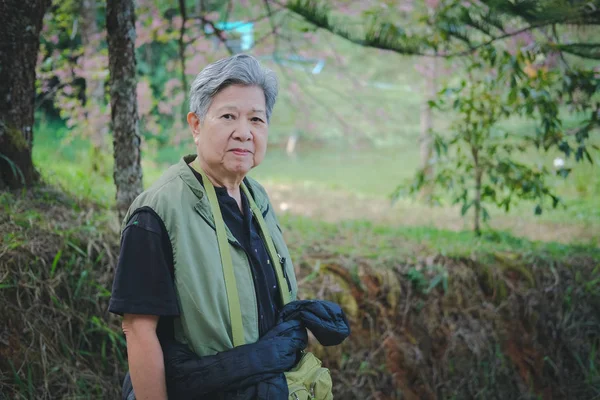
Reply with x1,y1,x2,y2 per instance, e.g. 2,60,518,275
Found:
189,54,278,123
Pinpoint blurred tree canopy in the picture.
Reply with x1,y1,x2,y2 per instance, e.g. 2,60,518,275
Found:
286,0,600,58
285,0,600,232
1,0,598,235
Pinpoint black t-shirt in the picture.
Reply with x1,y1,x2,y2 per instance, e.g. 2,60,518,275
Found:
108,168,280,338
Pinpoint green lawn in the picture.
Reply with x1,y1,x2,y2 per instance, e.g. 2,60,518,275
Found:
279,213,600,264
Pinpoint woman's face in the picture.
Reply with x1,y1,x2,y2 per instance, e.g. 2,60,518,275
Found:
188,84,268,180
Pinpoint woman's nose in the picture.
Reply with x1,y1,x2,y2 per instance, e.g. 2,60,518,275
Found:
233,121,252,141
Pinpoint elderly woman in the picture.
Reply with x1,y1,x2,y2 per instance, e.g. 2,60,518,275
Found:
109,54,348,400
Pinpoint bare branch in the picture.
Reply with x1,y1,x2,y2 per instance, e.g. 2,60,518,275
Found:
263,0,279,51
188,13,234,55
178,0,188,94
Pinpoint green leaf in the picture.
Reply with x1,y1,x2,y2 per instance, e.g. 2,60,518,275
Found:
73,270,89,299
508,88,517,104
50,250,62,278
67,240,86,257
556,168,571,178
584,148,594,164
0,153,25,184
427,274,447,294
461,201,473,216
482,207,491,221
0,284,15,289
575,147,585,161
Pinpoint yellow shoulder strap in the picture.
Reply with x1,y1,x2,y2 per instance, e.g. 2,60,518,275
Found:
190,159,245,347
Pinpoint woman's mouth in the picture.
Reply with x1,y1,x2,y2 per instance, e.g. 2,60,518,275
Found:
230,149,251,156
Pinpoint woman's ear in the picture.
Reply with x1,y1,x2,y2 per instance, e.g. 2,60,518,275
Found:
187,112,201,144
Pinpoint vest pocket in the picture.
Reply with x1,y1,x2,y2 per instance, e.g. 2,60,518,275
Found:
288,384,310,400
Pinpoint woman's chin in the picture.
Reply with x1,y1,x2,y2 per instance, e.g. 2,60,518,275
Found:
224,163,253,177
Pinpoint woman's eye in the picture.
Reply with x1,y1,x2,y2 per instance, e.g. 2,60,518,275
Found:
252,117,264,123
222,114,234,120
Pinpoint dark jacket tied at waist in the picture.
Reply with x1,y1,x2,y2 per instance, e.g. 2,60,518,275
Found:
122,300,350,400
165,300,350,399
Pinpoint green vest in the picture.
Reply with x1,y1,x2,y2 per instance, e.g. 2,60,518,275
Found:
122,155,298,357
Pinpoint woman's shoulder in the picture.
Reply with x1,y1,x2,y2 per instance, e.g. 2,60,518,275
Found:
244,175,268,197
123,164,190,228
244,176,271,208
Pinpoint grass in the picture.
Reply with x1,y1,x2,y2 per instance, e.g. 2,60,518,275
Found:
279,213,600,264
0,189,125,399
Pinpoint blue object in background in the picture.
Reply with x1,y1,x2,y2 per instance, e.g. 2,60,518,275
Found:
212,21,254,52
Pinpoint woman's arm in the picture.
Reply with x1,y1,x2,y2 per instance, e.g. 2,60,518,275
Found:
160,319,307,398
122,314,167,400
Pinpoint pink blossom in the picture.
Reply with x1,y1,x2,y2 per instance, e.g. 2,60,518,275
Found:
204,12,220,22
37,50,46,67
398,2,414,12
172,92,185,107
172,16,183,28
193,38,211,53
172,119,188,145
144,116,161,136
51,49,61,61
158,101,172,114
186,53,207,75
136,30,152,47
164,78,181,96
137,80,153,116
151,18,162,29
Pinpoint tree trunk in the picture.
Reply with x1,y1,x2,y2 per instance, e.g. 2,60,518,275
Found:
418,57,438,198
107,0,144,217
473,154,482,236
0,0,50,190
81,0,108,174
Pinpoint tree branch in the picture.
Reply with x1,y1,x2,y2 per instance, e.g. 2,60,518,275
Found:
278,0,600,59
188,13,234,55
263,0,280,52
178,0,188,94
444,20,560,57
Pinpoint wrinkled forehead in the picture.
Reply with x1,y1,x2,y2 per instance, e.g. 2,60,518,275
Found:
208,85,267,115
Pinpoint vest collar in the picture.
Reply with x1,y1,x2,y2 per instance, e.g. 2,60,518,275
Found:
178,155,269,212
179,154,206,199
177,155,269,242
